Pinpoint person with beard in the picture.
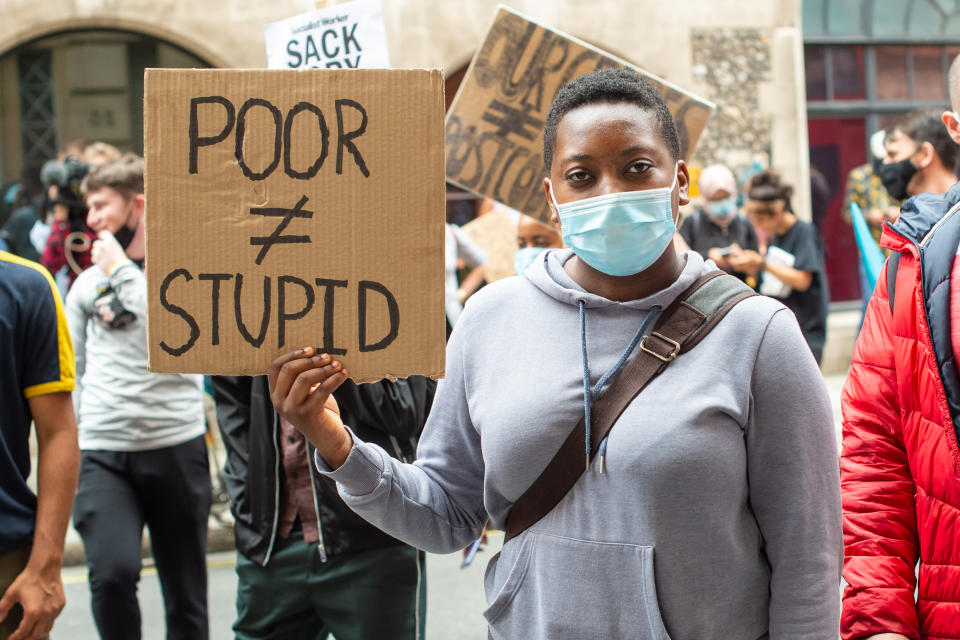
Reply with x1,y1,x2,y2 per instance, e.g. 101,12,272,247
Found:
879,107,958,201
65,155,211,640
678,164,760,287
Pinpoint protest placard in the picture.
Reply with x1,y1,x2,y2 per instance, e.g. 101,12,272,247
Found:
445,6,715,224
264,0,390,70
462,206,522,282
144,69,446,380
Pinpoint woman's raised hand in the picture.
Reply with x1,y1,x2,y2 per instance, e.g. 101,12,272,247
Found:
269,347,353,469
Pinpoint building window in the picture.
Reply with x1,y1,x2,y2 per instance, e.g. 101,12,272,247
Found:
17,50,57,170
806,0,960,38
805,0,960,302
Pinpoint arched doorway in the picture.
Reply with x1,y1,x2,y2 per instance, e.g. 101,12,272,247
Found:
0,27,212,214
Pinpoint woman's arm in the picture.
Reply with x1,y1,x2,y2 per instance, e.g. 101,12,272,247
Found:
762,258,813,291
271,321,487,553
747,308,842,637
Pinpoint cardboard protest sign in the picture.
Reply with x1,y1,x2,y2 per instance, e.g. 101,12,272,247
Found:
264,0,389,70
445,6,715,224
462,207,521,282
144,69,446,380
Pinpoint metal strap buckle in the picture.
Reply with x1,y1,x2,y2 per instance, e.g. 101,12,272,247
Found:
639,332,681,362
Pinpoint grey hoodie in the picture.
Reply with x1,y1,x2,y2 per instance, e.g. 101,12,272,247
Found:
319,249,841,639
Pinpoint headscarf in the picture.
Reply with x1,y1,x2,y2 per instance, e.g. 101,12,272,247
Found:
699,164,738,200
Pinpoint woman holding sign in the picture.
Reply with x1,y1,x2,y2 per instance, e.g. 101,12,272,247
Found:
269,69,841,639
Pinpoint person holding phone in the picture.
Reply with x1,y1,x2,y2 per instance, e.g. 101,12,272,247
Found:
677,163,759,286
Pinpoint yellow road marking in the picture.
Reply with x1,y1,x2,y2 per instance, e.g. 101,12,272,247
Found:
62,555,237,585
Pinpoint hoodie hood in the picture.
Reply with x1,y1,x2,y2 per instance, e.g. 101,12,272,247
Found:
523,248,712,311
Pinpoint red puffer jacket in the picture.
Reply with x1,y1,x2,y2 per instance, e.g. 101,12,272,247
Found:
842,184,960,640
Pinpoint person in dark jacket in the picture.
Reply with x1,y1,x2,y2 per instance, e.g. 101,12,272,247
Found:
211,374,435,640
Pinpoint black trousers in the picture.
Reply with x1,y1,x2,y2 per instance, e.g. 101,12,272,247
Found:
73,435,212,640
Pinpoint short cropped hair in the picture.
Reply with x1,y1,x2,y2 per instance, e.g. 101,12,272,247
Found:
543,69,681,171
81,153,144,199
893,107,959,170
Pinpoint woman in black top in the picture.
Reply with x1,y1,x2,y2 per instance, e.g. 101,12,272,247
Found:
730,170,829,363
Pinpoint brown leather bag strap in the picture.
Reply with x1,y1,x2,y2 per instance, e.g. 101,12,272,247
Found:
503,271,756,542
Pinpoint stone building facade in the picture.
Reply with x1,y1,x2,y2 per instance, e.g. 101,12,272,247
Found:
0,0,808,217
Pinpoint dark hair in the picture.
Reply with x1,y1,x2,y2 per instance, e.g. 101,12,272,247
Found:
542,69,681,171
746,170,793,210
81,153,144,198
893,107,959,170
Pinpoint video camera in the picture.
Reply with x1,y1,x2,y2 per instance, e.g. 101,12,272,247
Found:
40,156,91,228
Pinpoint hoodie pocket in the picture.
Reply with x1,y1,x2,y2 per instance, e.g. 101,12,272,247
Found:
483,532,673,640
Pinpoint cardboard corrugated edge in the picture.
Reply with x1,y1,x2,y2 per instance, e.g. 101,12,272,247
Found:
143,68,448,382
143,67,159,375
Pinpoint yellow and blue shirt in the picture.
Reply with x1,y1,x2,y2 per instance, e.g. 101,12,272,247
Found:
0,250,74,552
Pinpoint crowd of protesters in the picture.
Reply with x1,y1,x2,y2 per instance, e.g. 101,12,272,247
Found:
2,59,960,640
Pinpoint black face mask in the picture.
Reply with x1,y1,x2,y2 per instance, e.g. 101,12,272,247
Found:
113,223,136,250
878,157,919,201
112,204,138,249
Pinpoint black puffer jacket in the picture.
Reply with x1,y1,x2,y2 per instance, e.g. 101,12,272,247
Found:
211,374,435,566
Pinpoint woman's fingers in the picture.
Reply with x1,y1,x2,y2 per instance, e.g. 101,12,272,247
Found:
305,367,349,414
286,359,343,409
269,347,321,402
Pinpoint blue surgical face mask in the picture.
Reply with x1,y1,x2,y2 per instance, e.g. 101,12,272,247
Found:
514,246,546,275
548,166,678,277
708,197,736,218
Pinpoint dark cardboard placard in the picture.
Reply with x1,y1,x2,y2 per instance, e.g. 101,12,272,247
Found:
144,68,446,380
445,6,715,223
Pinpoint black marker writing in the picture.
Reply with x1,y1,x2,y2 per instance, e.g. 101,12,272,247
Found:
249,195,313,265
159,269,200,356
358,280,399,352
198,273,233,345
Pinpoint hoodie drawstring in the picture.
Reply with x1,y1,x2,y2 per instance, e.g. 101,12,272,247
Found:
578,301,662,472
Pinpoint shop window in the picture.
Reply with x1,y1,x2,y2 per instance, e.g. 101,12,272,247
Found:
912,45,947,100
827,0,860,35
832,46,865,100
908,0,948,35
803,0,827,37
805,46,828,101
875,46,910,100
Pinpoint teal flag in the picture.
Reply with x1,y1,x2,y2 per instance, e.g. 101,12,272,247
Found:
849,201,886,291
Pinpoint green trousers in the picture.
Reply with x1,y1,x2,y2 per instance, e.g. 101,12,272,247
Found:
234,533,426,640
0,546,48,640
